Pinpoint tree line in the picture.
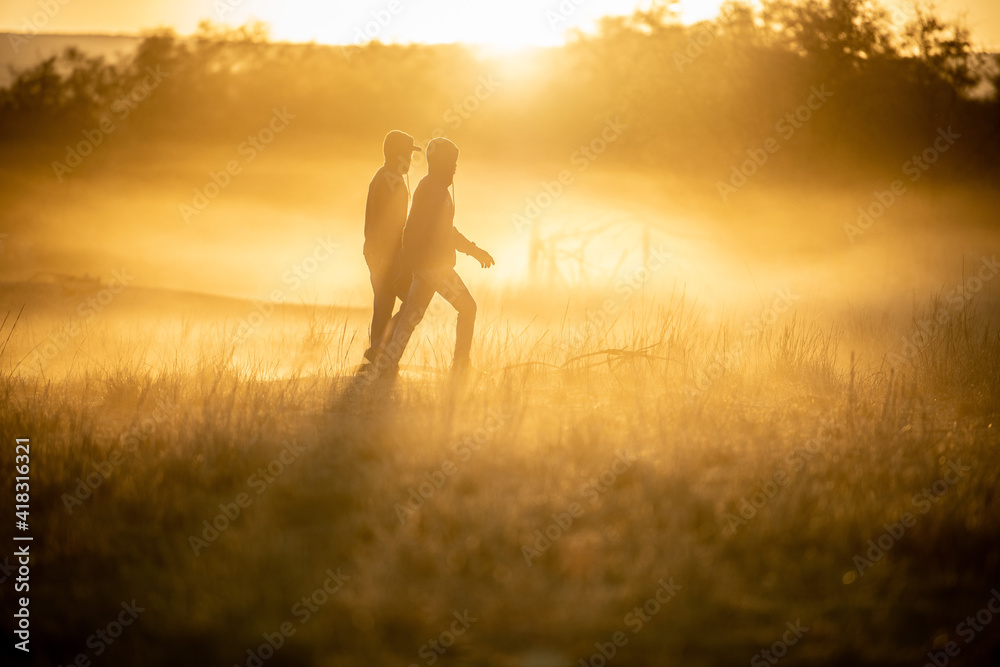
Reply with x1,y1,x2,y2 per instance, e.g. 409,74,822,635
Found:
1,0,997,182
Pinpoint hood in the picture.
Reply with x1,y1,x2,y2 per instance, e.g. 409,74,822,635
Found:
426,137,459,177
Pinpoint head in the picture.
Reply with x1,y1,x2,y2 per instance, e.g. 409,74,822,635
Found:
383,130,421,175
426,137,459,184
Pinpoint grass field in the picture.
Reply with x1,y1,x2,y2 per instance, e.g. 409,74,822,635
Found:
1,270,998,666
1,125,999,667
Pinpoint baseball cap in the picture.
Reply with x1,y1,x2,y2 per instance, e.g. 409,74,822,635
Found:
383,130,422,158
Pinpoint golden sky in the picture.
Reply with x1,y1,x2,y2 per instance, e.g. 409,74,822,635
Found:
1,0,998,49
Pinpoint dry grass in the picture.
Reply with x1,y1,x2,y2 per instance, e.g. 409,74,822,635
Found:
0,285,998,667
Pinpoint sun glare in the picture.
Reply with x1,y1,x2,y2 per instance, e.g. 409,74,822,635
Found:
230,0,733,49
676,0,730,24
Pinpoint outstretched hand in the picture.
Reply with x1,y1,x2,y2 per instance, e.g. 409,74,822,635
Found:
473,247,495,269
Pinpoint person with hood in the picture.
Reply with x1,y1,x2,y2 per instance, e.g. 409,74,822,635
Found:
378,137,494,377
363,130,421,363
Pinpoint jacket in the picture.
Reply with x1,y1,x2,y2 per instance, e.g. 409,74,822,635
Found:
363,166,409,261
401,174,476,270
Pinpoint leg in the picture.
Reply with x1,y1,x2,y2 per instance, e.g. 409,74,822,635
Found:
366,258,395,360
380,273,435,372
372,261,413,358
433,268,477,365
376,309,403,360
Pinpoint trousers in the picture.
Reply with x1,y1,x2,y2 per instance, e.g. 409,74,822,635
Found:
383,267,477,368
365,252,411,355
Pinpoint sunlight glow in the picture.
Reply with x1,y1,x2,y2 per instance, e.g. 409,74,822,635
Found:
221,0,732,48
0,0,997,50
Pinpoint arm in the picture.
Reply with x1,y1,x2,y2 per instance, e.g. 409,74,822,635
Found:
453,228,494,268
453,228,476,255
364,182,380,232
364,177,389,251
401,183,432,267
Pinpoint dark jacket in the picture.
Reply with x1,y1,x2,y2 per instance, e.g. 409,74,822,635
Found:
401,174,476,270
363,166,408,262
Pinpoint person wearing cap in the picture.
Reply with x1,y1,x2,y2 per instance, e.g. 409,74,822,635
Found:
378,137,494,377
363,130,421,363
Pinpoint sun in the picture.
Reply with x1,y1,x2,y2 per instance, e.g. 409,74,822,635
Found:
675,0,732,24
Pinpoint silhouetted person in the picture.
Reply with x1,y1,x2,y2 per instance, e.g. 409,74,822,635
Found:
378,137,494,377
363,130,421,363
